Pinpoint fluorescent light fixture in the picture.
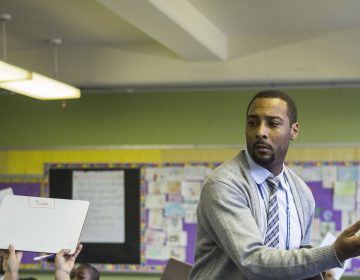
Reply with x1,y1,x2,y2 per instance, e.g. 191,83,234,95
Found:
0,60,31,82
0,15,79,100
0,72,81,100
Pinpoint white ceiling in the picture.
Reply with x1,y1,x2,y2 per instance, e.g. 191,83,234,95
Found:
1,0,360,92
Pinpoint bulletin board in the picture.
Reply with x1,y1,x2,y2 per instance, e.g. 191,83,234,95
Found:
0,178,43,268
45,163,141,266
286,161,360,276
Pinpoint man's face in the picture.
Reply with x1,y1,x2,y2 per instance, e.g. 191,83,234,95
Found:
246,97,299,174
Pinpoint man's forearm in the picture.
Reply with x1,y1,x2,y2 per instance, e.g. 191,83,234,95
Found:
55,270,71,280
4,271,19,280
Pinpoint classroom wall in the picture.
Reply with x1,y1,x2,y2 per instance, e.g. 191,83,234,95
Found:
1,88,360,148
2,87,360,280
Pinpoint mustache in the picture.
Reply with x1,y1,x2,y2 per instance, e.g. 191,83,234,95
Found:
253,141,272,149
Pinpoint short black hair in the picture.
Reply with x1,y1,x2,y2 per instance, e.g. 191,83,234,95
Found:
70,263,100,280
246,90,297,125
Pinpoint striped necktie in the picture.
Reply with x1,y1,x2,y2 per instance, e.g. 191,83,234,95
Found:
264,176,280,248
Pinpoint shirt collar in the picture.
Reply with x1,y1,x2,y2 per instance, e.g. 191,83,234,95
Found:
245,150,288,190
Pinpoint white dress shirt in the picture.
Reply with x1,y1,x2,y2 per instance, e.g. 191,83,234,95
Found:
245,150,302,249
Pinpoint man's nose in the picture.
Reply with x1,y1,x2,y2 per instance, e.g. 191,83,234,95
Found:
255,122,268,138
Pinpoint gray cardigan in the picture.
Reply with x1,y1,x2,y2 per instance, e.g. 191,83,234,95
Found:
189,151,341,279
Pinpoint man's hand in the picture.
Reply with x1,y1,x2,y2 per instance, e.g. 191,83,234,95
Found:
2,244,23,280
334,220,360,262
323,270,335,280
55,244,83,280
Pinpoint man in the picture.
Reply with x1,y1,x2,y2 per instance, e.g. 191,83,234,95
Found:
190,90,360,279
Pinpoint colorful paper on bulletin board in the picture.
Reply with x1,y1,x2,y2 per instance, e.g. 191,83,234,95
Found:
0,181,41,264
306,181,342,231
142,163,219,271
288,162,360,276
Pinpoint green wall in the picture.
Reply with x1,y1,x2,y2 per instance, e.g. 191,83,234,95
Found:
1,88,360,148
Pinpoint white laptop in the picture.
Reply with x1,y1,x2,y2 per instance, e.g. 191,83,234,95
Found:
0,195,89,254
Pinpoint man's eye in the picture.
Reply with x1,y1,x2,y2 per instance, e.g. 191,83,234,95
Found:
247,120,257,126
269,121,280,127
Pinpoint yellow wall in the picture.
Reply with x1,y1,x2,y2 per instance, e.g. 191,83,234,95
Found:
3,146,360,176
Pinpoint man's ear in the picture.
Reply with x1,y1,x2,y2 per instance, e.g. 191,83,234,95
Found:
290,122,299,140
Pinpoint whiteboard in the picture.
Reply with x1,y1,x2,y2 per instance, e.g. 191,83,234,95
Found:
48,166,141,264
0,195,89,254
72,170,125,243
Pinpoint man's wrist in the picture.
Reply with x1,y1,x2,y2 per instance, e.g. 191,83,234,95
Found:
55,269,70,280
4,271,19,280
333,243,345,266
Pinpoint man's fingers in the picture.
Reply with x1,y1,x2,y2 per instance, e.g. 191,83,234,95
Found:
343,220,360,236
16,251,23,262
59,246,82,258
62,249,71,255
8,244,16,256
6,244,23,262
57,248,71,258
73,244,83,259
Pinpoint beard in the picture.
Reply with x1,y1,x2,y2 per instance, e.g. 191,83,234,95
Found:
251,149,275,167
